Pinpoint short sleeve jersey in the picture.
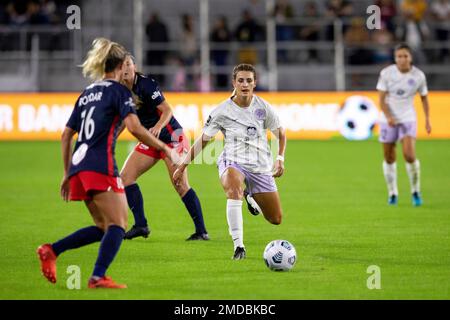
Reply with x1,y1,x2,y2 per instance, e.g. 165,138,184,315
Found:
132,73,183,144
66,80,136,177
203,95,281,174
376,64,428,123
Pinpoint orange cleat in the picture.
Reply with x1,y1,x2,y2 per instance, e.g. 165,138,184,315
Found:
88,276,127,289
36,244,57,284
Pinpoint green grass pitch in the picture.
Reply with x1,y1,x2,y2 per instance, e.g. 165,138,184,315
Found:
0,140,449,299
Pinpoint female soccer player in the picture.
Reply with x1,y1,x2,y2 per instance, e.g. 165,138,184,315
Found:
36,38,177,289
119,55,209,241
173,64,286,260
376,43,432,206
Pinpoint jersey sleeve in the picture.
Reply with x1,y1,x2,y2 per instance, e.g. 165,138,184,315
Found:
376,69,388,91
418,72,428,96
202,109,222,137
116,86,137,120
264,103,281,132
66,97,80,131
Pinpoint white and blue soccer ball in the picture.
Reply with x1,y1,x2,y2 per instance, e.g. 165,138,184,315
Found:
263,240,297,271
337,95,380,141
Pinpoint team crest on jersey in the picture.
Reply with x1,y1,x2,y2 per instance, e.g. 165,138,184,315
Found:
396,89,405,96
254,108,266,120
407,79,416,86
246,126,257,137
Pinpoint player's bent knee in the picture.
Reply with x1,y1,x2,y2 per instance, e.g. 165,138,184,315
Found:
225,187,244,200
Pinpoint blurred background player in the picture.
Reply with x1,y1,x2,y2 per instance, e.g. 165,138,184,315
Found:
173,64,286,260
120,55,209,241
377,43,432,206
36,38,177,289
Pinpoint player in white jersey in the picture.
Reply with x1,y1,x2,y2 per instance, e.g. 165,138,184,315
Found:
173,64,287,260
376,44,432,206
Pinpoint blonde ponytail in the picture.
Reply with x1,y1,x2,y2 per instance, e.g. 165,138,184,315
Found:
80,38,127,81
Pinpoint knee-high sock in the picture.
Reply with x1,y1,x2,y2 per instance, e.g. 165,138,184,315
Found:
182,188,207,234
125,184,147,227
405,159,420,194
92,225,125,278
52,226,104,256
383,161,398,196
226,199,244,250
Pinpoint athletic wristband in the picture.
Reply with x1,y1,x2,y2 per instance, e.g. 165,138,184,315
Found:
276,155,284,162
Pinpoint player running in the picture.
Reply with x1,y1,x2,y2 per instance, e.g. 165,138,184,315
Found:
173,64,286,260
36,38,177,289
377,43,432,206
119,55,209,241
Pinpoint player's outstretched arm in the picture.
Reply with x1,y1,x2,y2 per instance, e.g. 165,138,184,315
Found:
420,95,432,134
124,113,179,164
271,127,286,178
61,126,76,201
173,134,211,185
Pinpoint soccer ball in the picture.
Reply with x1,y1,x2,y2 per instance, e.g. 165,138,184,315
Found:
263,240,297,271
337,95,379,140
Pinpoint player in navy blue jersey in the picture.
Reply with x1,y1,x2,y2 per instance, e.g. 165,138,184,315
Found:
36,38,177,289
119,55,209,241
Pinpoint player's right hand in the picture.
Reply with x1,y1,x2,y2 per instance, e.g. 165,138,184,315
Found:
387,116,396,127
60,176,70,202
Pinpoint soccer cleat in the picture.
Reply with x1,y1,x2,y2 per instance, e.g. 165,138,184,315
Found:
232,247,246,260
244,191,261,216
388,195,398,205
186,232,210,241
124,225,150,240
36,244,57,284
88,276,127,289
412,192,423,207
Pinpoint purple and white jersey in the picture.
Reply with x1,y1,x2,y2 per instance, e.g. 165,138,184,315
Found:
203,95,281,174
376,64,428,124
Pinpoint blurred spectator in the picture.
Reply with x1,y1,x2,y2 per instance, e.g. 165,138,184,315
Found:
210,16,231,89
371,27,394,65
272,0,295,63
28,1,50,25
235,9,263,65
179,14,198,90
145,12,170,85
430,0,450,62
7,0,29,26
344,17,372,86
325,0,354,41
397,0,429,63
297,1,321,63
375,0,397,34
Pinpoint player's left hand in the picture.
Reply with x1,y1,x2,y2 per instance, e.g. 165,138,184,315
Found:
272,160,284,178
425,119,432,134
60,176,70,202
149,125,162,138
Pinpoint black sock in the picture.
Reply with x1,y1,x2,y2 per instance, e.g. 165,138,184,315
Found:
92,225,125,278
52,226,104,256
125,183,147,227
182,188,207,234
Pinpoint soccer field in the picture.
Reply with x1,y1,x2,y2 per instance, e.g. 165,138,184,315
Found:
0,140,449,300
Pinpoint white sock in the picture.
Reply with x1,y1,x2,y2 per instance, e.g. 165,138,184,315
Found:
226,199,244,250
383,161,398,196
405,159,420,194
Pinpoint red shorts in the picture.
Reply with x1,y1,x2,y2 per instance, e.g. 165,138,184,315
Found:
69,171,124,201
135,132,190,160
